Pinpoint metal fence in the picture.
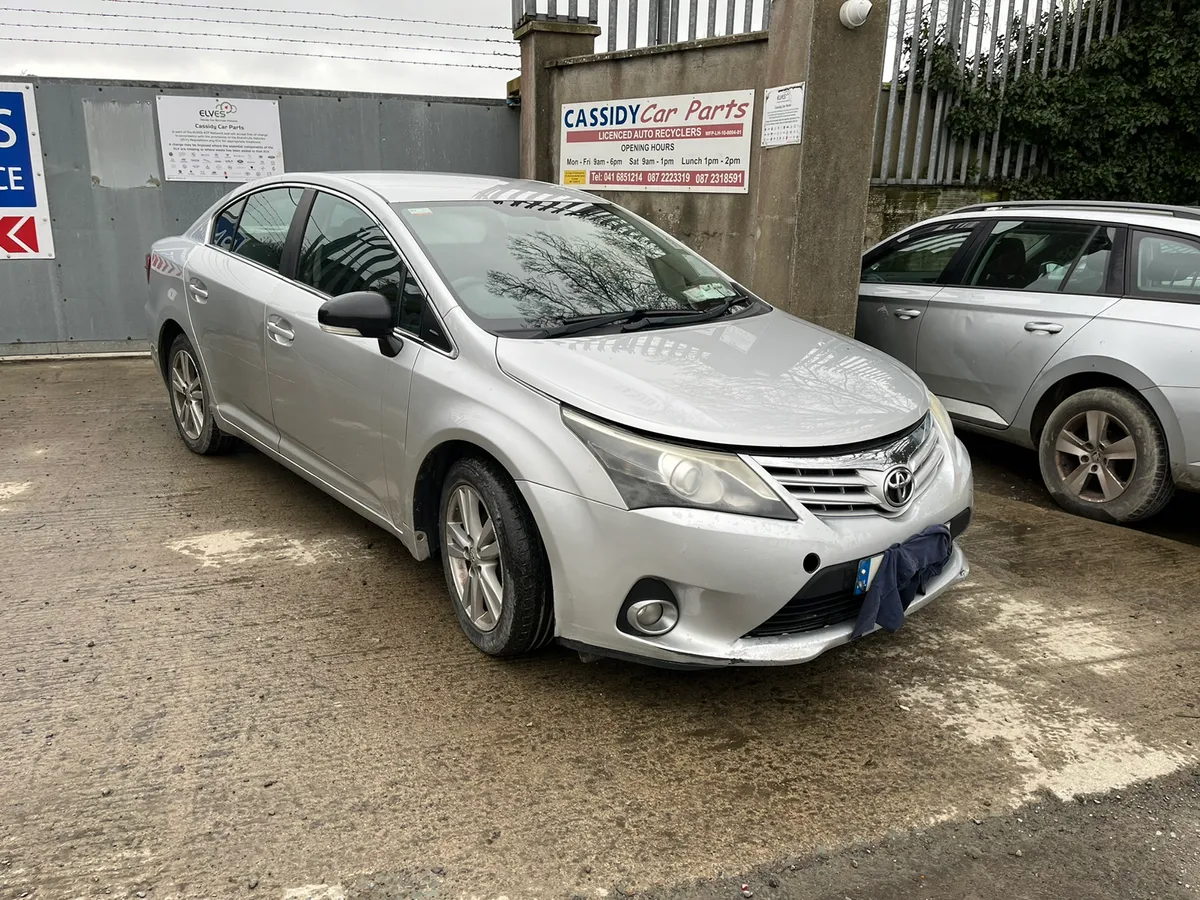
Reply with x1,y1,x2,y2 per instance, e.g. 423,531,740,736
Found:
875,0,1123,184
1,79,518,354
513,0,773,51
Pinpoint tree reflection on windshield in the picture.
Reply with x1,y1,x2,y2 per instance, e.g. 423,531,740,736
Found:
397,201,737,334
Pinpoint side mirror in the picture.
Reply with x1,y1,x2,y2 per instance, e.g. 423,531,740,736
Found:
318,291,394,339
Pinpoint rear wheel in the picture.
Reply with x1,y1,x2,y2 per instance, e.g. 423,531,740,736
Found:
1038,387,1173,523
439,457,554,657
167,333,238,455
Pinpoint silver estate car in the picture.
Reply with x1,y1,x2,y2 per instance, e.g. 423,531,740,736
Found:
146,172,972,668
859,200,1200,524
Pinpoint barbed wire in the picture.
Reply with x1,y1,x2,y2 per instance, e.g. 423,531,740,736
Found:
3,7,516,44
5,22,520,57
0,36,520,69
97,0,511,31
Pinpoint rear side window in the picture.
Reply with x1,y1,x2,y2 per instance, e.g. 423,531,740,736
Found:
967,219,1097,292
211,198,245,251
230,187,304,272
862,223,975,285
1132,231,1200,301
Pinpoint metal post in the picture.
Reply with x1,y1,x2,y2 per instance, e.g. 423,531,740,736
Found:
608,0,619,49
630,0,640,45
726,0,736,33
764,0,773,28
1084,0,1097,53
570,0,579,18
1069,0,1083,69
689,0,699,38
1056,0,1070,68
976,0,1002,180
1099,0,1111,39
895,0,923,181
880,0,910,182
648,0,662,42
912,0,942,181
669,0,681,41
550,0,559,17
707,0,717,36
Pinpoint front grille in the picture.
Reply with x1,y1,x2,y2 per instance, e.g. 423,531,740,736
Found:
752,415,943,518
747,560,863,637
745,506,971,639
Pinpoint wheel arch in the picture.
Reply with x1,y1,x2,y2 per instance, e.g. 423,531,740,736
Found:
1020,356,1184,470
157,318,187,379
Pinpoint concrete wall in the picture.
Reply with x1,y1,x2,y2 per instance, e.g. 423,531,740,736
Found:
1,78,519,355
862,185,996,248
545,34,769,288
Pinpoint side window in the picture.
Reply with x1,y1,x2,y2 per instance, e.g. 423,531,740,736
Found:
211,198,245,251
1062,227,1117,295
297,192,404,316
1132,231,1200,301
967,219,1096,292
862,223,975,285
231,188,304,272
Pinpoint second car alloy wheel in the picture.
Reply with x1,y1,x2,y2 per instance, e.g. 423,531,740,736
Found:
1053,409,1137,503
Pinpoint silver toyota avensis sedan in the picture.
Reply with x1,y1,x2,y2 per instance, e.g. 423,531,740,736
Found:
146,172,973,668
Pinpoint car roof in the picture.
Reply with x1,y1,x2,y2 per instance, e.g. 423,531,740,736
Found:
920,201,1200,238
282,171,604,205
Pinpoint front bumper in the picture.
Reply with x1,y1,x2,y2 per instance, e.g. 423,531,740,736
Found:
520,435,973,668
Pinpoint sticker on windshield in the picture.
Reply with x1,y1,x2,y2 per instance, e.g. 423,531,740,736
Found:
407,208,433,216
683,282,735,302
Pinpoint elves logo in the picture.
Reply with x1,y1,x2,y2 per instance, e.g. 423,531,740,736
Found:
199,101,237,119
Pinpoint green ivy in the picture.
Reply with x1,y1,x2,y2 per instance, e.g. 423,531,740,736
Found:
924,0,1200,201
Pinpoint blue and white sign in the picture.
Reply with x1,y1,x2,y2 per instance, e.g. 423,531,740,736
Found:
0,83,54,259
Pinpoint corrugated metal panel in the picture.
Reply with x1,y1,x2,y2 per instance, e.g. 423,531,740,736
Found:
1,79,519,351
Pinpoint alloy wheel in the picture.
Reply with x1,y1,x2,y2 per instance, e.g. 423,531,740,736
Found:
170,349,205,442
1053,409,1137,503
444,484,503,632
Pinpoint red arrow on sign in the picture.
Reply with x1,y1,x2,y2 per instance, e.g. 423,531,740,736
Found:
0,216,39,254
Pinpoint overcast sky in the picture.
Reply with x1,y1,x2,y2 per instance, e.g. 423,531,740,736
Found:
0,0,526,98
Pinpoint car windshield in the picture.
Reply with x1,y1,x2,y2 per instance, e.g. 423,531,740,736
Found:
393,200,745,336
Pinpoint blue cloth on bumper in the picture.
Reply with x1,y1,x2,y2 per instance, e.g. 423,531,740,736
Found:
851,524,952,640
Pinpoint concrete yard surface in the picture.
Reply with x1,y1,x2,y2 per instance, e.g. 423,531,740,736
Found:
1,359,1197,899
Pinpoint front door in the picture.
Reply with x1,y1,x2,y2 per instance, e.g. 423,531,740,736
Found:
916,219,1122,427
265,190,423,517
857,219,979,368
183,187,304,442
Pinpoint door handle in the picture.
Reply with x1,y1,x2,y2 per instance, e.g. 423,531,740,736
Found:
267,317,295,344
187,278,208,301
893,308,923,320
1024,321,1063,334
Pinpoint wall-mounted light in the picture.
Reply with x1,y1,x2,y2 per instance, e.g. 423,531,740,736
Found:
839,0,873,27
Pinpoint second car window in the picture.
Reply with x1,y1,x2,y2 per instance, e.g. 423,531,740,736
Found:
967,220,1098,292
296,193,424,332
861,223,975,285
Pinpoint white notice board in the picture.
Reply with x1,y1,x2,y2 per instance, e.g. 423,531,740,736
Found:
559,89,755,193
156,96,284,183
761,82,806,149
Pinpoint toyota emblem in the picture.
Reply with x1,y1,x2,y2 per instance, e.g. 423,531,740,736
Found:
883,465,914,509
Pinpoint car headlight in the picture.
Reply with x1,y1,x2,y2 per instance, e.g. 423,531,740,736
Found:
562,408,796,520
928,391,955,439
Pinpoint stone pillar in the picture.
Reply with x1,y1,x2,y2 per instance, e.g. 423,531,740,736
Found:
748,0,888,333
513,19,602,183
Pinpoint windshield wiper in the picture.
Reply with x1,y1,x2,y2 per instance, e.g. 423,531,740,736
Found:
536,308,694,339
536,296,749,339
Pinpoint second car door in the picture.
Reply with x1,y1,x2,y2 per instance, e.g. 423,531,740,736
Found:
857,219,980,368
264,191,423,518
916,219,1122,428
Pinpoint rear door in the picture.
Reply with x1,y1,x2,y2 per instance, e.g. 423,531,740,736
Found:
916,218,1122,428
183,186,304,442
857,219,980,368
264,189,426,517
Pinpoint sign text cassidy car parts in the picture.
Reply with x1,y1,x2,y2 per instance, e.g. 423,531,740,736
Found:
146,172,973,667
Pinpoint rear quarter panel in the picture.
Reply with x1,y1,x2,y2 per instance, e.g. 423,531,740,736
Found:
145,236,197,373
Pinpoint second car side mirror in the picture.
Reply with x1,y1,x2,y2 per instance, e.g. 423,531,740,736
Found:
318,290,394,340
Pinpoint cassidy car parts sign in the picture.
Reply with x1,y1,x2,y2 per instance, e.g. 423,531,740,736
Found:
559,89,755,193
0,83,54,259
156,96,285,183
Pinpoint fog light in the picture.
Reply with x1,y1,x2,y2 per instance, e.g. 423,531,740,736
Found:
626,598,679,636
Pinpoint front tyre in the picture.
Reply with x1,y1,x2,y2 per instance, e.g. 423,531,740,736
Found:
167,333,238,455
1038,387,1174,523
439,457,554,657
